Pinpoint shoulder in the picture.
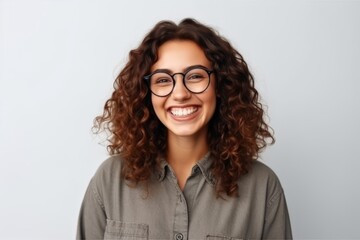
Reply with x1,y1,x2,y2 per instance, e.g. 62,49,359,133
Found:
248,160,280,181
94,154,123,177
90,155,123,196
238,161,285,202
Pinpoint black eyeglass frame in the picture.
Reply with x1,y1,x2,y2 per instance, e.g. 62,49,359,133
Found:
144,65,214,97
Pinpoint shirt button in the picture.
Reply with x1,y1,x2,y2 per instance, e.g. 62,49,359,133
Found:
175,233,184,240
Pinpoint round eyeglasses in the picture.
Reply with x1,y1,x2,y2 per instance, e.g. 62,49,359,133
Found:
144,66,213,97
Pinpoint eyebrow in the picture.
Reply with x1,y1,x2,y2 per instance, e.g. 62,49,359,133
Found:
152,64,210,74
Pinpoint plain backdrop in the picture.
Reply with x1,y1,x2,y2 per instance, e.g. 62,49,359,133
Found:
1,0,359,239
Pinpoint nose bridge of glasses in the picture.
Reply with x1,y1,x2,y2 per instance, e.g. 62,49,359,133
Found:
171,72,186,82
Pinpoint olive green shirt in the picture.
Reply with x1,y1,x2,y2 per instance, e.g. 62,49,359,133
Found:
77,154,292,239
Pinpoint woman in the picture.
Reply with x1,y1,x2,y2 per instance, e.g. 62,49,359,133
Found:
77,18,292,239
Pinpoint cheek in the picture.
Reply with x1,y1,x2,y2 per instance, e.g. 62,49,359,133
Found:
151,95,163,117
206,85,217,110
200,89,217,119
209,97,217,116
210,93,217,118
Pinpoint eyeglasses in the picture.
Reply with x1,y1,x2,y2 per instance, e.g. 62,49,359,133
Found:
144,65,213,97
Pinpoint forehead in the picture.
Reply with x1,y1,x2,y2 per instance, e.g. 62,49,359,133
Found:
151,40,211,72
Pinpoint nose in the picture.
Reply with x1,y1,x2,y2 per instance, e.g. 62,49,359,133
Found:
171,74,191,101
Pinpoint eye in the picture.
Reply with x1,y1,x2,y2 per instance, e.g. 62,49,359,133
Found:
151,73,173,85
157,78,172,83
188,74,204,80
186,69,207,82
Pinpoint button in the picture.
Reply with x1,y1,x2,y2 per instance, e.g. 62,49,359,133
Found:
174,233,183,240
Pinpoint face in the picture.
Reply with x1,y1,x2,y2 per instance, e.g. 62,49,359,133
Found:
150,40,216,139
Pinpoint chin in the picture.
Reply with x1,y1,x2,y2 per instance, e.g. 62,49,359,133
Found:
167,125,207,138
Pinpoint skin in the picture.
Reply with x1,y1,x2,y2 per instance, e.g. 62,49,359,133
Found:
151,40,217,190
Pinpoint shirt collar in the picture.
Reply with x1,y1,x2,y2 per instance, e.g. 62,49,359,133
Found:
156,152,215,186
157,158,168,182
196,152,216,185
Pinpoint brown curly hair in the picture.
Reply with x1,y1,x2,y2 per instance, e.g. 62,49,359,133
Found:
94,18,274,197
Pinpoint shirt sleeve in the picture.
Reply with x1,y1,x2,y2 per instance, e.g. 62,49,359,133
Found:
262,190,292,239
76,178,107,240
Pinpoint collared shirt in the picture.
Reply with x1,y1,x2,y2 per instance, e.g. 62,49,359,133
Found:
77,154,292,240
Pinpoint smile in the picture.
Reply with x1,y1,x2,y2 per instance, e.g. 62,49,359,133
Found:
169,106,198,117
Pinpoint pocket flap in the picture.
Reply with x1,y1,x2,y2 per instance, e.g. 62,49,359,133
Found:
105,219,149,239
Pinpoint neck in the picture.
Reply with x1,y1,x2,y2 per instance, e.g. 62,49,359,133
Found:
166,129,209,190
167,131,208,165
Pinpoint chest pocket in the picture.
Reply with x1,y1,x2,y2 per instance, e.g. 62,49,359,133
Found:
206,235,242,240
104,219,149,240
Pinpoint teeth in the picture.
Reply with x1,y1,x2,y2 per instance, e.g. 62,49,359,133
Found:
170,107,197,116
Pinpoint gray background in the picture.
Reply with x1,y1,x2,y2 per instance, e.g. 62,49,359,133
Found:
1,0,359,239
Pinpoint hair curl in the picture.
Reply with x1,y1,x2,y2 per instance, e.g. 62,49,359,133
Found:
94,18,274,197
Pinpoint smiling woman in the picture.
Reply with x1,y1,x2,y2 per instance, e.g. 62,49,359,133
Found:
77,18,292,239
150,40,216,149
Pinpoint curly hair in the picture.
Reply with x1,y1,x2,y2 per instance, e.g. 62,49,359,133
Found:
94,18,274,197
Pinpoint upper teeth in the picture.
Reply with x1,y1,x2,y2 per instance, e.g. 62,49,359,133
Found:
170,107,197,116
